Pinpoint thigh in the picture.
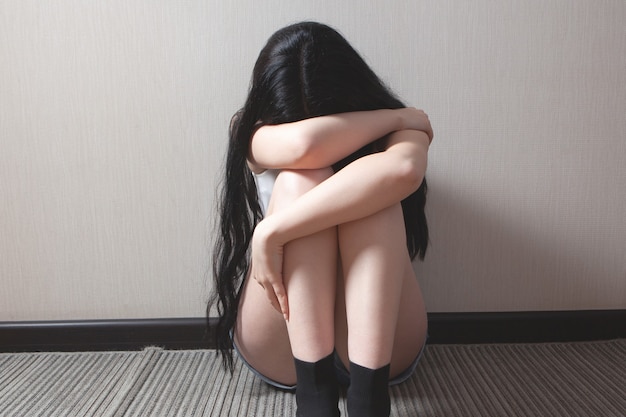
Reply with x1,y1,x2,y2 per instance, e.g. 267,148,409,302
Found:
389,263,428,378
235,271,296,385
334,204,428,379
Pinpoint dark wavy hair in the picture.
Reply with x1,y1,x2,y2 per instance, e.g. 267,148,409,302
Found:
209,21,429,371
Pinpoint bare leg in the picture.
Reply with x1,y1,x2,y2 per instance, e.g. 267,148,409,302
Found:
234,168,337,386
334,203,427,416
334,203,427,377
273,169,338,362
235,172,427,392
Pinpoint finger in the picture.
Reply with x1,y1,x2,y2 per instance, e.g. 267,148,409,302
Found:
263,284,282,314
272,283,289,321
252,275,265,291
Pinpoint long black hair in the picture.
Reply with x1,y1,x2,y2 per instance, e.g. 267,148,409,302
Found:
209,21,428,371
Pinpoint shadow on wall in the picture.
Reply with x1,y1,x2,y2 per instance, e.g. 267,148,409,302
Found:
416,178,624,312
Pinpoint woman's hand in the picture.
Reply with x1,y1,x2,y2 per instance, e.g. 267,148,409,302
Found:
250,217,289,321
400,108,434,142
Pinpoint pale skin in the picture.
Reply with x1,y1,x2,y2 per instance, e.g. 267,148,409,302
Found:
234,108,432,385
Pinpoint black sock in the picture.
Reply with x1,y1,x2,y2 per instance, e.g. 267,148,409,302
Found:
347,361,390,417
294,352,340,417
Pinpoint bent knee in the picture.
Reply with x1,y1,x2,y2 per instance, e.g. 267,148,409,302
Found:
338,203,406,248
273,168,334,200
339,202,404,231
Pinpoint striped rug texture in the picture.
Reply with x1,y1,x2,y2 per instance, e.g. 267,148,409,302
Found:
1,339,624,416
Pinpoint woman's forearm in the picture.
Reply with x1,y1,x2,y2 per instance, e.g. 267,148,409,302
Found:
249,108,431,170
259,130,430,246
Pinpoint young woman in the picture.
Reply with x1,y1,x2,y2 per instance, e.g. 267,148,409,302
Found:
210,22,433,417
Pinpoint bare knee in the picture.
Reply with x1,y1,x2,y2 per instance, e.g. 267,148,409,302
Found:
271,168,334,205
338,203,405,248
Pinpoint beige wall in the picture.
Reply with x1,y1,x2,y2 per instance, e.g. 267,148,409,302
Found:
1,1,624,321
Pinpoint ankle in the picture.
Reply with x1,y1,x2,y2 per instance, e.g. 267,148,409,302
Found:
294,353,340,417
347,361,390,417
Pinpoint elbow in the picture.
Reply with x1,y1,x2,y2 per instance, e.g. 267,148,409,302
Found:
384,129,430,193
286,134,316,167
395,155,427,194
289,133,329,169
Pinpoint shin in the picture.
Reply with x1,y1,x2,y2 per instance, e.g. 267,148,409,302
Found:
339,203,408,416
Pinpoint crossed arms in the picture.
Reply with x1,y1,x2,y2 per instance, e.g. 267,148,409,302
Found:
247,108,433,318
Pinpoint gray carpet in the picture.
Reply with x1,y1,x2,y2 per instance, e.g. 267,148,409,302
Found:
1,340,624,416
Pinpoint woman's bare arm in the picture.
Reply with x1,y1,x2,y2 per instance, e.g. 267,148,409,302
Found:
248,108,432,171
250,129,431,317
258,129,429,244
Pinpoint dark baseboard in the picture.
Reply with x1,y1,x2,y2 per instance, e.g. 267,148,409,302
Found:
1,310,624,353
0,318,215,353
424,310,626,344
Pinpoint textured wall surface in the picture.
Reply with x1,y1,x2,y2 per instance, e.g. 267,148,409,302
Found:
1,1,625,320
